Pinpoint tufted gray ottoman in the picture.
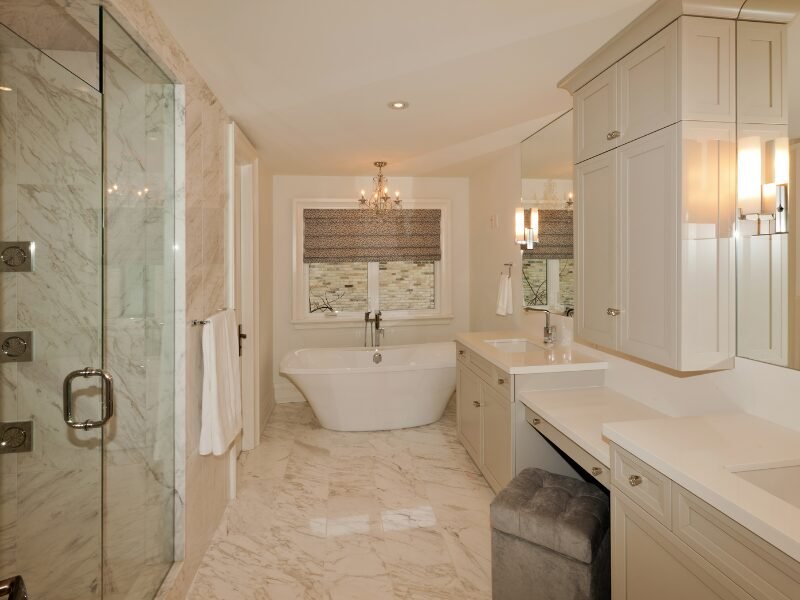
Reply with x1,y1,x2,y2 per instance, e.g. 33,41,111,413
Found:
490,468,611,600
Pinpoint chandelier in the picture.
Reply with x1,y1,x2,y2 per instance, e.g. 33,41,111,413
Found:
358,161,401,210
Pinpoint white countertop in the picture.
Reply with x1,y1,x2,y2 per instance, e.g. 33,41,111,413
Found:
518,387,666,467
455,330,608,375
604,414,800,563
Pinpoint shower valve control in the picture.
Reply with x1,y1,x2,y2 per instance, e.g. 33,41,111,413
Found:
0,241,34,272
0,331,33,363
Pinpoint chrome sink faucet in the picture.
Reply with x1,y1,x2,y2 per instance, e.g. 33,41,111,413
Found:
523,306,556,345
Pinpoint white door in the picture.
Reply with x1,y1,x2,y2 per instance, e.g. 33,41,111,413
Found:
574,65,619,163
618,21,678,145
618,125,679,368
575,150,619,349
456,365,482,465
481,384,512,492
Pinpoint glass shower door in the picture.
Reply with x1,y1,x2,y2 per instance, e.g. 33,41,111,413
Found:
0,22,105,600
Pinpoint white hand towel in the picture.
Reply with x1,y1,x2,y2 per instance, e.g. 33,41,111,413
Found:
504,273,514,315
496,273,509,316
199,309,242,456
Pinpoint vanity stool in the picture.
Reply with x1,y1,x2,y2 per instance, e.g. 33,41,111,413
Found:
490,468,611,600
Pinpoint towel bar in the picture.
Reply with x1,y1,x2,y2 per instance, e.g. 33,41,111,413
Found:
190,307,229,326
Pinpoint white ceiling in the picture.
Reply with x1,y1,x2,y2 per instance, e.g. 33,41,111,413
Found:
152,0,654,176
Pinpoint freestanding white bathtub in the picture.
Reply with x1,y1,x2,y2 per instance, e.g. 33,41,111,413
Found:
279,342,456,431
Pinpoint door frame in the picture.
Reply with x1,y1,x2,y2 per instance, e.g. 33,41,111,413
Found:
227,122,261,451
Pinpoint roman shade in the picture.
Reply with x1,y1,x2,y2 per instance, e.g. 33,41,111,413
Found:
523,209,573,260
303,208,442,263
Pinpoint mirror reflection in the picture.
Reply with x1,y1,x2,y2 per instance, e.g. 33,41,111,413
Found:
736,5,800,368
520,110,575,315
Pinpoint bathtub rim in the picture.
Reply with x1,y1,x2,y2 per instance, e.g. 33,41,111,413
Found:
279,341,456,376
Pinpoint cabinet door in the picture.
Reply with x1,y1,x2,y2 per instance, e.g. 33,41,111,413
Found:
456,364,482,464
680,17,736,122
481,384,512,492
576,151,618,349
612,491,755,600
737,21,788,125
680,121,737,370
619,126,678,368
575,66,618,163
618,22,678,146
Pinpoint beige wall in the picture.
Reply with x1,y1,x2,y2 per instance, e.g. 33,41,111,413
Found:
272,175,470,401
468,144,800,432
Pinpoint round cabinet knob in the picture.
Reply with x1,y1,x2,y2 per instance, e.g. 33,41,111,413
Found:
628,474,643,487
532,417,541,426
458,350,465,356
472,400,481,408
591,467,603,476
497,378,505,385
606,130,621,140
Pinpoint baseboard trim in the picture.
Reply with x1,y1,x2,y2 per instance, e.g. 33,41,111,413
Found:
274,381,306,404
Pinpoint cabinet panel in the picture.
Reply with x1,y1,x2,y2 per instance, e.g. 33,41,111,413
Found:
737,21,788,125
576,151,619,349
680,121,736,370
456,364,481,464
482,384,512,492
619,126,679,368
575,66,618,163
612,491,754,600
619,22,678,145
680,17,736,122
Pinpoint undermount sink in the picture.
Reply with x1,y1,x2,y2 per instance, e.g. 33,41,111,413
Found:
731,464,800,510
484,338,541,353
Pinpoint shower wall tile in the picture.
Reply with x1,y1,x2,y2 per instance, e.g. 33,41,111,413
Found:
16,466,101,600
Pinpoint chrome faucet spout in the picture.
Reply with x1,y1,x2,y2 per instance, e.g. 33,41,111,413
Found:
523,306,556,345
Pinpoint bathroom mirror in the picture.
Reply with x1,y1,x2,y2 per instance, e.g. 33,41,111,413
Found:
520,110,575,315
735,3,800,368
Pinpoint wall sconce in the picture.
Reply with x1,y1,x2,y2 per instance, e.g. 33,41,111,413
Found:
515,206,539,250
737,135,790,236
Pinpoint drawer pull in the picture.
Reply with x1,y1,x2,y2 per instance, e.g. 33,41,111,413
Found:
497,378,505,385
532,417,541,425
628,474,643,487
472,400,481,408
606,130,621,140
607,307,621,317
591,467,603,476
458,350,465,356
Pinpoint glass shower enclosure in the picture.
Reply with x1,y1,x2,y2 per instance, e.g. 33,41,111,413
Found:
0,8,175,600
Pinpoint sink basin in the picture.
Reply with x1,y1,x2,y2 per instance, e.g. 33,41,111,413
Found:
731,464,800,510
484,338,541,353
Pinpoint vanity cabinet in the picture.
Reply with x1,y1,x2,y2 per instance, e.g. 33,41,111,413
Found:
568,15,738,371
455,343,514,493
610,443,800,600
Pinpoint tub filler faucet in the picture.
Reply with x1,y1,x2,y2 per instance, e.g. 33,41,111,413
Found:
364,310,385,347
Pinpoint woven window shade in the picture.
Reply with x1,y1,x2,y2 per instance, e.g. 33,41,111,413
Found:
303,208,442,263
523,209,574,260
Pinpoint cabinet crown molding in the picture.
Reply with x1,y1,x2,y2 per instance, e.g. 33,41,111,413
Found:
558,0,797,95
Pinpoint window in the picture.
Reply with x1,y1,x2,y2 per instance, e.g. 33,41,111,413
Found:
522,257,574,312
293,200,451,323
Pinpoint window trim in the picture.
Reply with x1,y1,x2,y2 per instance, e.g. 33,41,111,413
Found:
292,198,453,326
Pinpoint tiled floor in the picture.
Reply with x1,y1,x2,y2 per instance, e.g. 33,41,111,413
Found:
186,401,493,599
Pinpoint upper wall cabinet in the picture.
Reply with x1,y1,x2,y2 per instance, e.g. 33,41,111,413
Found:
575,17,736,164
566,14,738,371
737,20,788,125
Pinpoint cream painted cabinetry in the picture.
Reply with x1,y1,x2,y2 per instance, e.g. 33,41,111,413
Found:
455,343,514,493
575,66,620,163
569,15,737,371
737,21,788,125
610,443,800,600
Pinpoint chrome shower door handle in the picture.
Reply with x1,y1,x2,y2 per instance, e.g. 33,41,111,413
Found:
63,367,114,430
0,575,28,599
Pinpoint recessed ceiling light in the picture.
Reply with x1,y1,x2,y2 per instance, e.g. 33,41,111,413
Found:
0,86,12,92
388,101,409,110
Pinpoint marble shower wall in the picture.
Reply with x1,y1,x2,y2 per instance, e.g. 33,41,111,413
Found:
0,36,104,600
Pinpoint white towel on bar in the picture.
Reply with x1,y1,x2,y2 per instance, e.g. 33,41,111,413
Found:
496,273,513,316
199,309,242,456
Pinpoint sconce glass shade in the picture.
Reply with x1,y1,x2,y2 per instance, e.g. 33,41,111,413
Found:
530,208,539,244
738,136,763,215
515,206,526,245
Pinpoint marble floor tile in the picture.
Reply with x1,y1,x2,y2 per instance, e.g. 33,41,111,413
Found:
186,402,493,600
